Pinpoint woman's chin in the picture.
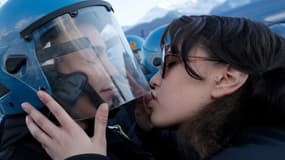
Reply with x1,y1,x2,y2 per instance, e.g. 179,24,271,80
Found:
151,114,171,128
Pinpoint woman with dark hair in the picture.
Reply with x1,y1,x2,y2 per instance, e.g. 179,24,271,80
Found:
156,15,285,159
22,15,285,160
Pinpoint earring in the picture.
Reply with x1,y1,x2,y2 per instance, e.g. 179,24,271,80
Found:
214,76,221,84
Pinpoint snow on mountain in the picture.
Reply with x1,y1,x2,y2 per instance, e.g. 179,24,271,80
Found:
125,0,268,36
172,0,226,15
135,6,170,25
210,0,260,14
135,0,226,25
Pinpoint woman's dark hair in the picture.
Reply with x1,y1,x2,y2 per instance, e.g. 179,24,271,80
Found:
161,15,285,79
161,15,285,158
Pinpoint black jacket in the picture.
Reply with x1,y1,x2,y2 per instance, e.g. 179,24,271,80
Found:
0,104,181,160
66,127,285,160
0,106,155,160
65,129,180,160
211,128,285,160
0,114,51,160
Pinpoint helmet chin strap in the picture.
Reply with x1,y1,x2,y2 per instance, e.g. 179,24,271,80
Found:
52,71,104,109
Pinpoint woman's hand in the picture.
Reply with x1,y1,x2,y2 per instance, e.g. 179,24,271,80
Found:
21,90,109,160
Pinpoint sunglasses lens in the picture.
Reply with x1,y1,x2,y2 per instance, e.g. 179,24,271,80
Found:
163,55,181,78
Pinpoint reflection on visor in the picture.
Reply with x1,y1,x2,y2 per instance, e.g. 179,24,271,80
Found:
52,72,104,108
47,70,105,119
37,37,104,62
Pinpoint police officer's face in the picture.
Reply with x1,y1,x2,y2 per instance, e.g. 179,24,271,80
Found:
55,25,116,117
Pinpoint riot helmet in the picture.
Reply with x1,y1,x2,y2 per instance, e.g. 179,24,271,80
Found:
0,0,150,119
126,35,144,63
141,24,167,81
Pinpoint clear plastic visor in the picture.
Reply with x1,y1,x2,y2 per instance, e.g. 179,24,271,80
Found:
31,6,150,120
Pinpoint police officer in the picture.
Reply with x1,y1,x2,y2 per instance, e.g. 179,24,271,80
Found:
0,0,155,160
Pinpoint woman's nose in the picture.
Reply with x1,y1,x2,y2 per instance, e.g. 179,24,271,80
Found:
149,71,162,89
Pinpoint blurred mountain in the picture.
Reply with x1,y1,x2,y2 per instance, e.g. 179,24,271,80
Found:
211,0,285,22
211,0,258,14
124,0,225,38
137,6,170,25
124,11,181,38
124,0,285,38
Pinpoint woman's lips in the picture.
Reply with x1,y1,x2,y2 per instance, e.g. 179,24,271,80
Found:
143,91,156,109
143,92,153,102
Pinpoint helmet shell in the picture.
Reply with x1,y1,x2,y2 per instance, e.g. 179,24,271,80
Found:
0,0,97,115
141,24,167,81
0,0,150,116
126,35,144,62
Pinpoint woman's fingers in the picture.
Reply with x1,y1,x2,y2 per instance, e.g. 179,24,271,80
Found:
22,102,58,138
37,90,75,129
25,115,53,147
22,91,110,159
92,103,109,155
93,103,109,140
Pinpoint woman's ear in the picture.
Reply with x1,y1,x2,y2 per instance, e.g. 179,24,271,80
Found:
211,65,248,99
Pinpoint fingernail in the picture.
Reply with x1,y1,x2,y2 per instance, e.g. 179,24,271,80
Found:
37,90,44,99
21,103,29,112
101,103,109,112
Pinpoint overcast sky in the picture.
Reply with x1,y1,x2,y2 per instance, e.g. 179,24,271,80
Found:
105,0,190,26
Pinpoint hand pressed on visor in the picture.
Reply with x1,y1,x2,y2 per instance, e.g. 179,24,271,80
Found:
22,91,109,160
